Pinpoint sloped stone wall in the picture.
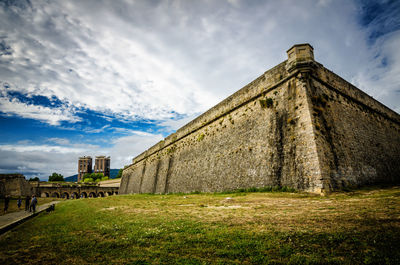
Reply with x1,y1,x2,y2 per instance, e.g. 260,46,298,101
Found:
121,62,325,194
120,45,400,194
309,69,400,190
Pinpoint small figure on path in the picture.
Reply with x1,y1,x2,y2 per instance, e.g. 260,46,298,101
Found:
25,195,30,211
30,195,38,214
4,195,10,214
17,196,22,210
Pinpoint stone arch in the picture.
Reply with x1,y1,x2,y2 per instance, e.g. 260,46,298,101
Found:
52,192,60,198
41,192,50,198
72,192,79,199
80,192,88,198
114,191,118,195
62,192,69,199
98,191,105,197
89,192,96,198
106,191,113,196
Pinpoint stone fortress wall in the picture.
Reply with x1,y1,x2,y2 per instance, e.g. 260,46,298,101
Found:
0,174,119,198
120,44,400,194
309,67,400,190
0,174,33,197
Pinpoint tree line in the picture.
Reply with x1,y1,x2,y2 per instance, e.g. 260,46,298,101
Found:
45,168,123,182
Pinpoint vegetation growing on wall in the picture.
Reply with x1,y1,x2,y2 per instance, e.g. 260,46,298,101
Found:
287,118,296,125
311,94,328,108
259,97,274,108
228,115,234,124
197,133,205,142
166,146,175,154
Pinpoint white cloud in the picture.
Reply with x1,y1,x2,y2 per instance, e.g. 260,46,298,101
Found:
85,125,110,134
0,130,163,180
0,143,87,179
107,131,164,168
0,0,399,179
0,144,85,153
17,139,33,145
159,114,200,132
0,0,219,122
2,0,397,126
352,31,400,113
46,138,70,145
0,95,81,125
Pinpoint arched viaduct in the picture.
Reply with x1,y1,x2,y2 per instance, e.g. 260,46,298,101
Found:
32,183,118,199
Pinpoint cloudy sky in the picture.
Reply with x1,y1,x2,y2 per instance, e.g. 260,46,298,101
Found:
0,0,399,180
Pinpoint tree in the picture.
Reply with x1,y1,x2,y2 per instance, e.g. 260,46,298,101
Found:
48,172,64,182
83,173,92,180
116,168,123,178
82,172,104,182
29,177,40,181
94,173,104,180
83,178,93,183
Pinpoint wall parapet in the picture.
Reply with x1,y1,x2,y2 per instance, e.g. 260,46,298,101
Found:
312,68,400,124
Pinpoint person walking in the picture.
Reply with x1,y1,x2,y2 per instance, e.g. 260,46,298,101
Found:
17,196,22,210
30,195,38,214
25,195,30,211
4,195,10,214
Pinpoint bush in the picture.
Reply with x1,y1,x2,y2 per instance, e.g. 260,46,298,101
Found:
48,173,64,182
116,169,123,178
82,173,104,182
84,178,93,183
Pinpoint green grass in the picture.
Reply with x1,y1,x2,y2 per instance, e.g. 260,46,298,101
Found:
0,187,399,264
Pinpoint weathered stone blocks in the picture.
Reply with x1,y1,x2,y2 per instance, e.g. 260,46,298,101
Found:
120,44,400,194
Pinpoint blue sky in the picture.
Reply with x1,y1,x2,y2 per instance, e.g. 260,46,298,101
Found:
0,0,399,180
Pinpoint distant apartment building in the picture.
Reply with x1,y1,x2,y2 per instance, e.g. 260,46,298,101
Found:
94,156,111,178
78,156,93,182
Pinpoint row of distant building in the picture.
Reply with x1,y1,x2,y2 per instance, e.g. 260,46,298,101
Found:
78,156,110,182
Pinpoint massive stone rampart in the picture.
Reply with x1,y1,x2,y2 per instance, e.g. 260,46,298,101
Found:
309,68,400,190
120,44,400,194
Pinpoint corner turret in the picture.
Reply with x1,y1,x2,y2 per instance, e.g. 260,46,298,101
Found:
286,43,316,73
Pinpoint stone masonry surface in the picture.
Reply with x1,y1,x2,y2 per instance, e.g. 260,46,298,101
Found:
120,44,400,194
0,174,33,197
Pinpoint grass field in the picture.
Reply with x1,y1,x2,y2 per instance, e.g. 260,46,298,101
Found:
0,187,399,264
